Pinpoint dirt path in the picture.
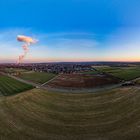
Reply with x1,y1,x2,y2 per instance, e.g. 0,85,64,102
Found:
42,83,123,93
41,74,60,86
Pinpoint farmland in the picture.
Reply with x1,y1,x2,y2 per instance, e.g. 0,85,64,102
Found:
0,74,33,96
81,70,99,74
0,65,140,139
0,87,139,139
4,68,28,74
18,72,57,84
47,73,120,89
95,66,140,80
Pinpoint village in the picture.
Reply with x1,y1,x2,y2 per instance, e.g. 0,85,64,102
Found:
0,63,94,74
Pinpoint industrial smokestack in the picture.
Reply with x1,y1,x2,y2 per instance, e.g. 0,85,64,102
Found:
17,35,38,63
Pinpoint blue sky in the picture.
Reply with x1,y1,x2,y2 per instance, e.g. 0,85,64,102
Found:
0,0,140,62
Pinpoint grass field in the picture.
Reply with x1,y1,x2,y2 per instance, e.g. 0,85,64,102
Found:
95,66,140,80
4,68,28,73
0,87,140,139
18,72,57,84
0,74,33,96
81,70,99,74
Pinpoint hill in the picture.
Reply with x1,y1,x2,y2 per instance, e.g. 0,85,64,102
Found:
0,87,139,140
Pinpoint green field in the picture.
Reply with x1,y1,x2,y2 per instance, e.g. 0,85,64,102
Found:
4,68,28,73
18,72,57,84
0,87,139,139
0,74,33,96
81,70,99,74
95,66,140,80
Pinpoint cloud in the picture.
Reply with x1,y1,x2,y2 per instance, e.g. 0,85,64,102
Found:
1,28,140,62
17,35,37,44
17,35,38,63
0,29,99,63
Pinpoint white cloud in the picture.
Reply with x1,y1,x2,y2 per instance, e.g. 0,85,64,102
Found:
0,29,99,63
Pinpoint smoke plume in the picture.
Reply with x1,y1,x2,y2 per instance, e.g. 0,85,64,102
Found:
17,35,37,63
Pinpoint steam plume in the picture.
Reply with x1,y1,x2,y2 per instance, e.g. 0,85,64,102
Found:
17,35,38,63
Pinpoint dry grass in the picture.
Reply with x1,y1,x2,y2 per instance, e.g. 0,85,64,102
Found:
0,87,139,139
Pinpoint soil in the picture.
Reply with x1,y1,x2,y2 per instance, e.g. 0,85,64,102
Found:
47,73,120,89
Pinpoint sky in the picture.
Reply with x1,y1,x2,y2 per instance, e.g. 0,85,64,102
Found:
0,0,140,62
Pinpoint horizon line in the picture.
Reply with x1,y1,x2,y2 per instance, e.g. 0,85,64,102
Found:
1,60,140,64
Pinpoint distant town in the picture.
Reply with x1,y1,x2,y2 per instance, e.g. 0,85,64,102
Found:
0,62,140,74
